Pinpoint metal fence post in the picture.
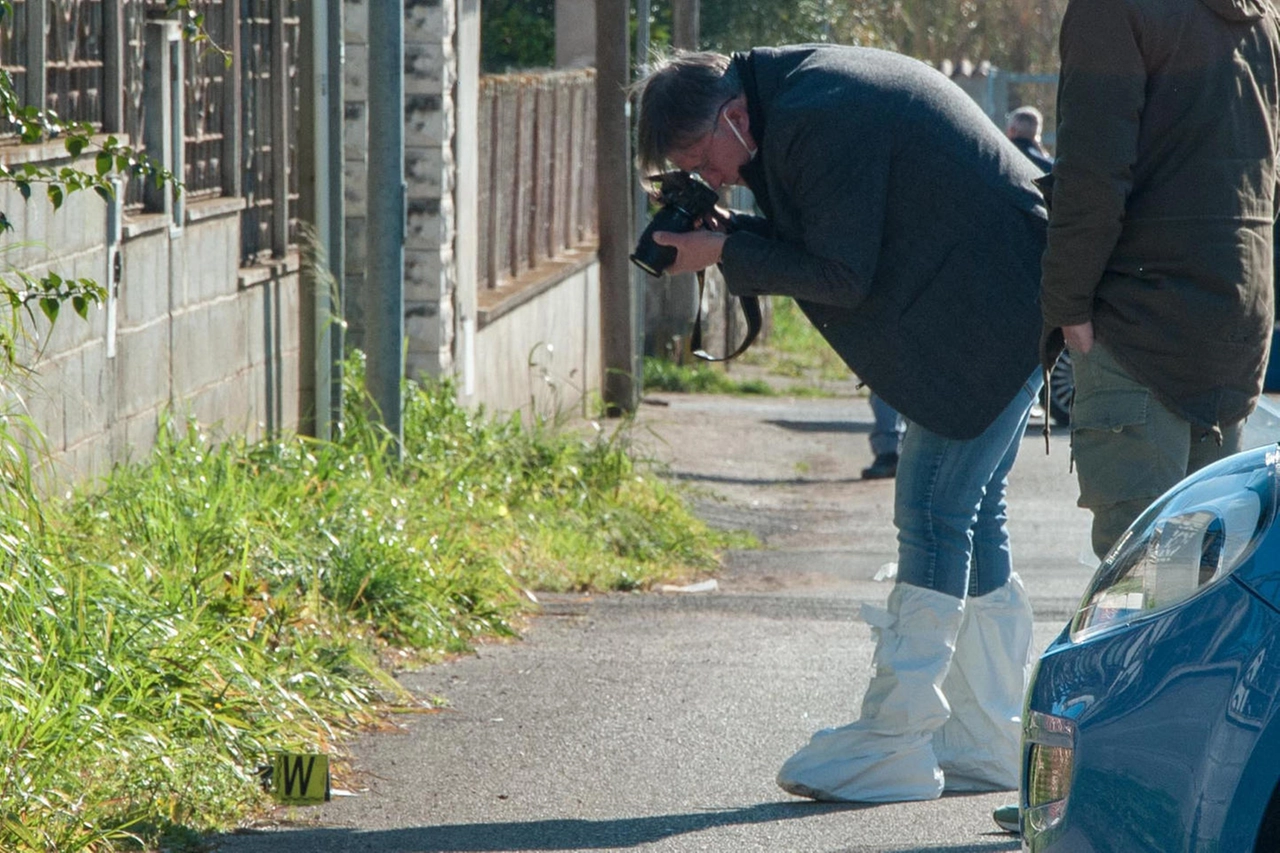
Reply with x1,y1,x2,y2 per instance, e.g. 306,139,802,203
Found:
366,0,406,453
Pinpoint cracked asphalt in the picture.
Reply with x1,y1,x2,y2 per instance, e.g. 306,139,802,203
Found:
211,383,1101,853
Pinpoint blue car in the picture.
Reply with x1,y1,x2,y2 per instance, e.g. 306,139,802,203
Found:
1021,442,1280,852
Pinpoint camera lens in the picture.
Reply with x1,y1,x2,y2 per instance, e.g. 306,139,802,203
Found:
630,222,677,276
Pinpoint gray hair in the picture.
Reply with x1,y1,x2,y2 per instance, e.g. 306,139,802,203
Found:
631,50,742,176
1006,105,1043,140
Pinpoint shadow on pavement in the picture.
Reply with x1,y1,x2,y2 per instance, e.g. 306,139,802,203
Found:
765,419,873,434
669,471,866,487
213,801,1015,852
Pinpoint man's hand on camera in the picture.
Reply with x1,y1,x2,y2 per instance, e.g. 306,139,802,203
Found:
652,230,728,275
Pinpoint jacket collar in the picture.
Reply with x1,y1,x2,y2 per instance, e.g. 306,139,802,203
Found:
731,51,774,218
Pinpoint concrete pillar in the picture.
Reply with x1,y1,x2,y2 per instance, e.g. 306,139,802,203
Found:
298,0,344,439
672,0,698,50
555,0,595,68
597,0,638,413
455,0,480,402
367,0,406,447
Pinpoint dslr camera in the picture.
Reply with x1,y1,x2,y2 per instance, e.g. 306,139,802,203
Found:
630,171,720,277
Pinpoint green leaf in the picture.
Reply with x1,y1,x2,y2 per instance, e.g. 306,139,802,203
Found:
39,297,59,324
72,295,88,319
96,151,112,176
0,213,10,233
65,135,86,157
48,185,63,210
17,181,30,201
94,185,113,203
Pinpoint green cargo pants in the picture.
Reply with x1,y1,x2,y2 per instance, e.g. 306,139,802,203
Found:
1069,340,1244,559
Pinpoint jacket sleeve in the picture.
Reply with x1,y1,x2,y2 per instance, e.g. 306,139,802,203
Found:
719,111,890,311
726,210,772,237
1040,0,1146,329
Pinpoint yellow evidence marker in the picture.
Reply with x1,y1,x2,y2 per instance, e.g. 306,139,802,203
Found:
271,753,331,804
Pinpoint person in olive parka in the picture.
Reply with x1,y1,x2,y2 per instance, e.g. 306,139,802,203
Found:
1042,0,1280,559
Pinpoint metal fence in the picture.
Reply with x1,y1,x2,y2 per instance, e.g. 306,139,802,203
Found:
478,69,597,290
182,0,232,201
48,0,107,124
0,0,297,263
239,0,300,261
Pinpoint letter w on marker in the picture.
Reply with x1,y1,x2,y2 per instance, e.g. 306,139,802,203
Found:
271,753,331,804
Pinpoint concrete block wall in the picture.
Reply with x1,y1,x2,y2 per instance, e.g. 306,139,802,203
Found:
343,0,603,419
473,260,601,418
344,0,460,381
404,0,457,383
343,0,370,347
0,150,303,489
404,0,460,381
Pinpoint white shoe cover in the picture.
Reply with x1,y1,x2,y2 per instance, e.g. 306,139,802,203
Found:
934,573,1034,792
777,583,965,802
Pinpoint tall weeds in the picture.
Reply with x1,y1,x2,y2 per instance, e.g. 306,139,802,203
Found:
0,353,735,851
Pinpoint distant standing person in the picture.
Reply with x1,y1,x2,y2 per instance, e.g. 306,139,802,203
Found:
1005,106,1053,174
863,391,904,479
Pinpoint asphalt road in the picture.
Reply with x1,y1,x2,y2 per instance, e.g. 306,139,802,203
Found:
212,386,1101,853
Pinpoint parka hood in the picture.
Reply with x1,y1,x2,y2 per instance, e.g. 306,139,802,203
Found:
1199,0,1273,22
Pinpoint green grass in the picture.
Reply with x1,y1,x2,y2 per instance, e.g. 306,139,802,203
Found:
0,351,745,852
644,299,852,395
643,298,852,396
642,357,775,395
739,298,851,381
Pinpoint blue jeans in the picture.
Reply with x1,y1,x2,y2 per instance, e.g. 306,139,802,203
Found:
869,392,906,457
894,369,1042,600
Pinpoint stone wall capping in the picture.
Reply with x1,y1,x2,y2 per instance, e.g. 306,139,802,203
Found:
185,195,248,223
122,212,172,240
476,245,597,328
238,250,302,290
0,134,134,167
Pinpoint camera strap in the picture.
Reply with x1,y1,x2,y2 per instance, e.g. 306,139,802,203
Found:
691,268,762,362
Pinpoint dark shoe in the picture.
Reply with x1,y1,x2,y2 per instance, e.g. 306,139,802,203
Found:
861,453,898,480
992,803,1020,834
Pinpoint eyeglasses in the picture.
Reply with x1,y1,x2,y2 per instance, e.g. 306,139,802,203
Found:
686,96,736,178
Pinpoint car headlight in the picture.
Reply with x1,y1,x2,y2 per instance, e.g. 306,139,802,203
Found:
1070,445,1280,643
1024,710,1076,836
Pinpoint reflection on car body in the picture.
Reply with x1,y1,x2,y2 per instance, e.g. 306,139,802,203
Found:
1021,441,1280,852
